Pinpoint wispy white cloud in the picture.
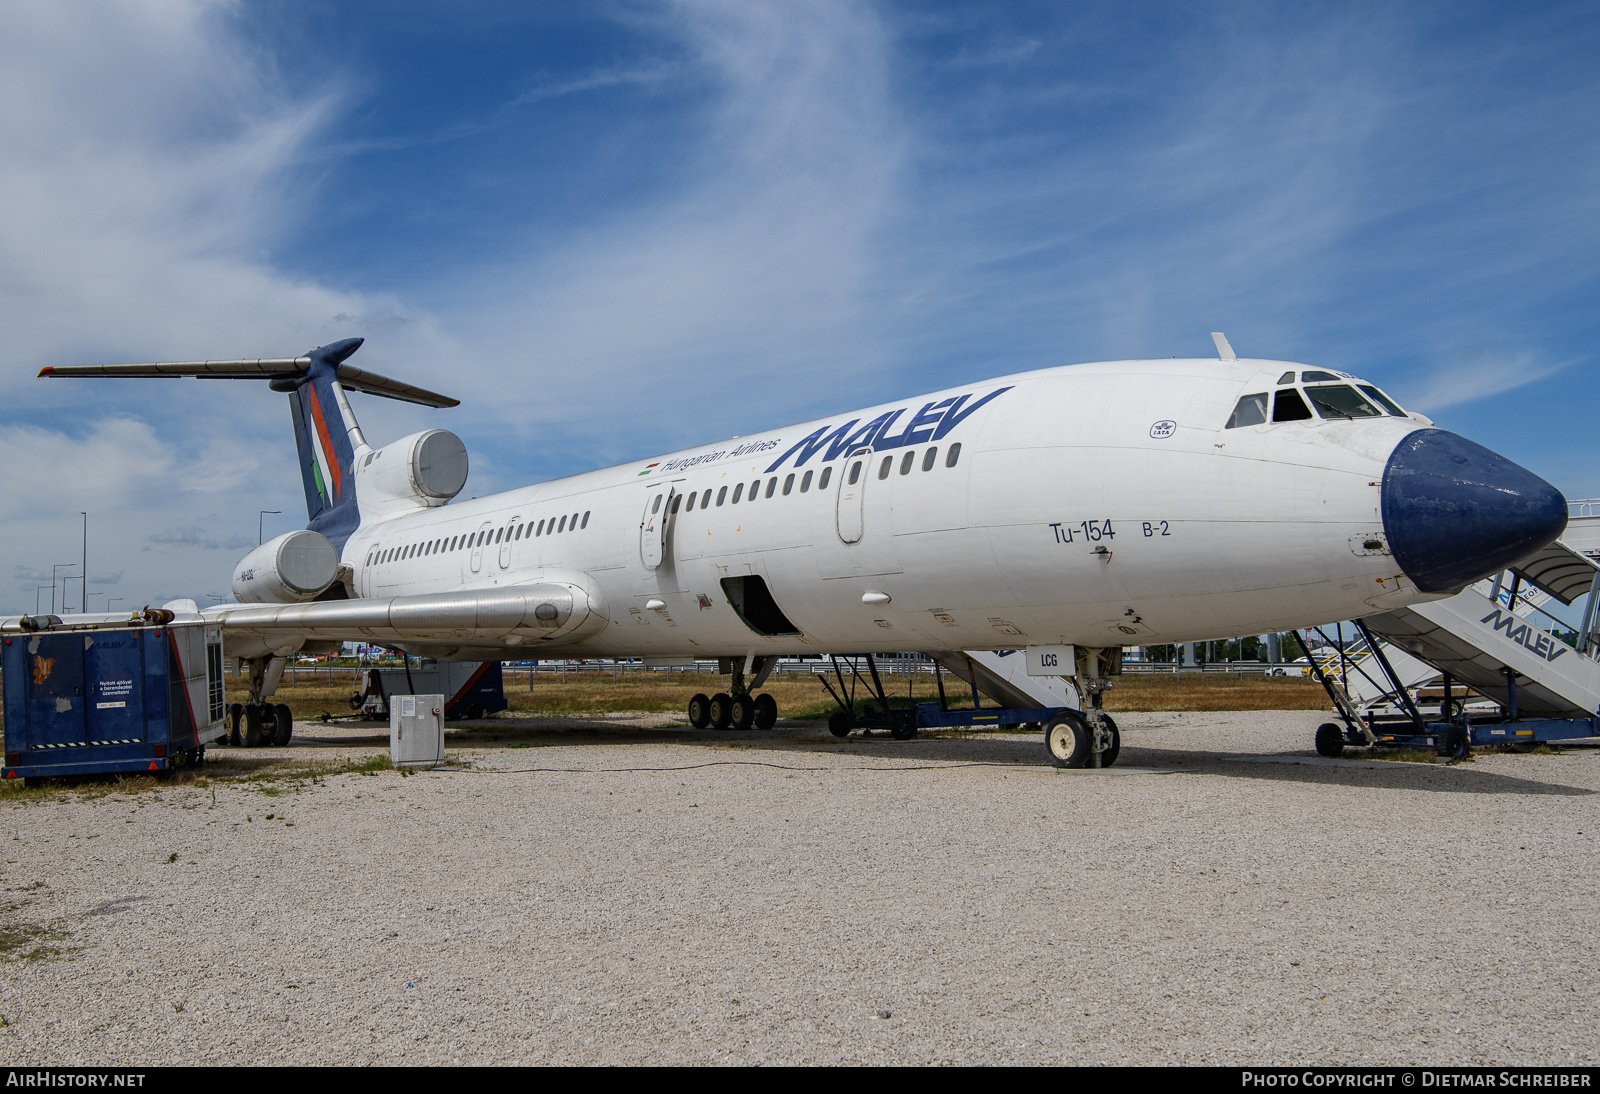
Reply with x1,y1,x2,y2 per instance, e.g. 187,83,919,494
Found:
447,0,907,462
1399,354,1580,413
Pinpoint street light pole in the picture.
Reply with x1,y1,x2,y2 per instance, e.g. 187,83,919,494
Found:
51,563,74,614
259,510,281,545
81,512,87,614
36,586,50,614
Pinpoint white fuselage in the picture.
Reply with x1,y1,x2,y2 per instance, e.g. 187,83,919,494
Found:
337,357,1434,660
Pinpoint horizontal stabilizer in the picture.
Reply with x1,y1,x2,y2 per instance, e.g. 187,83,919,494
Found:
38,339,458,408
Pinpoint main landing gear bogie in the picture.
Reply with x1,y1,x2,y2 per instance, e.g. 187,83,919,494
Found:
688,690,778,731
224,701,294,748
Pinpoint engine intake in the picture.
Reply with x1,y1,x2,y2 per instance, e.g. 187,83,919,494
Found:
232,530,340,604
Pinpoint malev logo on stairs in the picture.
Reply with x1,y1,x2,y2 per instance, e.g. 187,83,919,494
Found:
1479,608,1569,662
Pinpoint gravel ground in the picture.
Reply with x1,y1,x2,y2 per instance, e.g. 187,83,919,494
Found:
2,709,1597,1066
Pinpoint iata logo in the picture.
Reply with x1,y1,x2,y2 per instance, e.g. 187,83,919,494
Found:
1149,420,1176,439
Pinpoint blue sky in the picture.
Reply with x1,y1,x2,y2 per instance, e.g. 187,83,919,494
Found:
2,0,1597,610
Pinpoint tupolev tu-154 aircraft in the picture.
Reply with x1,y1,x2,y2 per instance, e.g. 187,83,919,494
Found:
29,332,1568,767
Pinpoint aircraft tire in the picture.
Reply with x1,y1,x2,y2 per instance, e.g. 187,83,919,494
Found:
709,693,733,730
730,694,756,731
243,704,264,748
827,711,853,738
687,693,712,729
227,704,243,746
1099,715,1120,767
1044,712,1090,768
272,704,294,747
752,693,777,731
1314,722,1345,758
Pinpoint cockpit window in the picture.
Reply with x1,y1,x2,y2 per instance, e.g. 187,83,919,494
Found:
1276,371,1295,385
1272,389,1313,422
1306,384,1383,420
1226,393,1269,428
1301,370,1341,383
1358,384,1407,416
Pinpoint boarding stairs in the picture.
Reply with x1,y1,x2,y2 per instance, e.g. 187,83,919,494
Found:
1361,536,1600,719
929,649,1079,710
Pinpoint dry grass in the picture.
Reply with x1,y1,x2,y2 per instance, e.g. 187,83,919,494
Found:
228,668,1330,721
1103,673,1330,712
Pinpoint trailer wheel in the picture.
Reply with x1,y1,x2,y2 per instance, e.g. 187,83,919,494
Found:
1044,713,1090,768
272,704,294,747
1315,722,1345,758
827,710,853,738
708,693,733,730
243,704,263,748
890,712,918,740
467,703,487,721
1438,725,1470,762
687,693,712,729
753,693,777,731
227,703,243,747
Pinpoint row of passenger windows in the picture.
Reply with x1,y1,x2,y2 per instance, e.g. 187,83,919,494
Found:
655,443,963,514
1226,379,1407,429
367,510,592,567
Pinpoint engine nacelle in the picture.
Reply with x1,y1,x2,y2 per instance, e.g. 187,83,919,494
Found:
357,429,468,516
232,530,340,604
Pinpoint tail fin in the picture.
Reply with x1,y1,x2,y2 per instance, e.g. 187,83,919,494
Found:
39,336,457,552
285,339,364,549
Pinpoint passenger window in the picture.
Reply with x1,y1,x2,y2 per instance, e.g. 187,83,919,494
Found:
571,511,578,528
652,494,662,514
750,479,760,500
878,456,893,479
495,529,504,544
717,486,727,506
819,466,832,490
558,515,567,532
701,489,712,508
946,443,961,468
766,478,777,498
1272,389,1314,422
581,511,590,528
733,483,744,503
1276,371,1296,384
899,451,914,475
513,526,522,541
1226,393,1269,428
686,491,696,512
670,495,681,514
847,461,861,486
800,470,812,492
1301,370,1340,383
1358,384,1406,416
783,473,795,496
922,448,937,471
1306,385,1382,420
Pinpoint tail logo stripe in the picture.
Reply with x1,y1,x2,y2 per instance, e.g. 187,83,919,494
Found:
305,387,344,502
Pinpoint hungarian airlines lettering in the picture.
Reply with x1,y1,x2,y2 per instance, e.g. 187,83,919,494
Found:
763,387,1014,474
1480,608,1569,662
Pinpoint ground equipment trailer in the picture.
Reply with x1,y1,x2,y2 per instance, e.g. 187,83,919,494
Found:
2,610,225,782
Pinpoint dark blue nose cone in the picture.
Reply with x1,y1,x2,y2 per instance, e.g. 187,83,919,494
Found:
1381,429,1567,593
